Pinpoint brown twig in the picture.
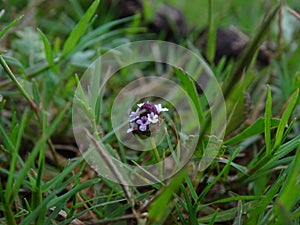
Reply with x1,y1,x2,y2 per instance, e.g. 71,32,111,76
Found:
85,129,137,216
287,7,300,21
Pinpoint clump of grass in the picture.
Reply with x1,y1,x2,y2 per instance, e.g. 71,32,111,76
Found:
0,0,299,224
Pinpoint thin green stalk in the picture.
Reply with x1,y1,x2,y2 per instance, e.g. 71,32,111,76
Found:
150,137,161,163
264,86,272,155
3,203,17,225
0,55,38,113
33,115,47,224
206,0,216,64
150,137,164,179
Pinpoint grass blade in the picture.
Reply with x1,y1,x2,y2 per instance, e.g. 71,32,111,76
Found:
148,170,186,225
233,200,243,225
223,3,280,98
0,15,23,39
10,103,70,202
275,146,300,215
264,85,272,155
245,173,285,225
273,88,299,151
224,118,280,145
37,28,58,74
174,68,204,125
62,0,100,56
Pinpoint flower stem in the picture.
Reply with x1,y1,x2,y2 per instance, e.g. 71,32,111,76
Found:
150,137,164,178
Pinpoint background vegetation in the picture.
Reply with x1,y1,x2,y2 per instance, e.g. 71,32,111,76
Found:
0,0,299,224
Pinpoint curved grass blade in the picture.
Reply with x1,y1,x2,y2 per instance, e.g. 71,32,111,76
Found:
62,0,100,57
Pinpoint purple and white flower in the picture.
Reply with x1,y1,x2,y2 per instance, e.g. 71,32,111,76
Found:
127,101,168,134
136,116,151,131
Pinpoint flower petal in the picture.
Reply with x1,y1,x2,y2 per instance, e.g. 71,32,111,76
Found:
139,125,147,131
155,104,169,113
147,112,159,123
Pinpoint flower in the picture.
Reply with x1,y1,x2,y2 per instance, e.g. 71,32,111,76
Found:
129,109,140,122
155,104,169,113
147,112,159,123
137,116,150,131
139,102,158,116
127,101,168,134
127,122,138,133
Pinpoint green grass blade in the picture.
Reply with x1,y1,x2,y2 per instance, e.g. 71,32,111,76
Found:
0,15,23,39
233,200,243,225
223,3,280,98
4,110,29,202
264,85,272,155
0,56,37,111
37,28,58,74
224,118,280,145
181,184,198,225
174,68,204,125
245,173,285,225
62,0,100,56
148,170,186,224
198,202,254,223
37,28,53,66
217,158,248,174
195,149,239,205
80,15,136,43
185,177,198,203
206,0,217,64
273,88,299,151
10,103,70,202
275,146,300,214
200,195,262,208
47,178,100,207
208,210,219,225
41,158,84,192
31,79,40,106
